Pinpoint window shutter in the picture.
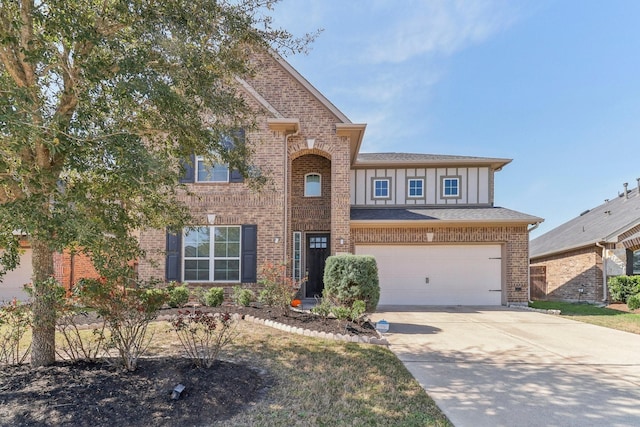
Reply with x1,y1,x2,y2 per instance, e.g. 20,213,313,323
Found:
179,154,195,183
241,224,257,283
166,231,182,282
229,129,245,183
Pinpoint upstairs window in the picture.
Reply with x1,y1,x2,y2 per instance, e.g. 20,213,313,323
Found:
305,173,321,197
373,178,390,199
196,158,229,182
408,178,424,198
442,177,460,198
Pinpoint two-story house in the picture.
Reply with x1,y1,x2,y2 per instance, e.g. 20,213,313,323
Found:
137,51,542,306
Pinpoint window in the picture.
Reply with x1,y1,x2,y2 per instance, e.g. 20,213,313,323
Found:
408,178,424,198
373,178,390,199
293,232,302,281
634,250,640,275
196,157,229,182
305,173,321,197
442,177,460,198
183,226,240,282
309,236,327,248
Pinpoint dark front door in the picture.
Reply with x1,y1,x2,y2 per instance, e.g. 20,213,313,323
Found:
305,233,330,298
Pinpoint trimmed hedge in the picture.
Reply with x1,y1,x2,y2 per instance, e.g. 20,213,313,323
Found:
627,294,640,310
608,275,640,303
323,254,380,312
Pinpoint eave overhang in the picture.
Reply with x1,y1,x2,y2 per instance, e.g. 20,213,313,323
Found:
336,123,366,166
267,118,300,134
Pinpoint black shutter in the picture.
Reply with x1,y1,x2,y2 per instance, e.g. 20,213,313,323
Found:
166,231,182,282
241,224,257,283
179,154,195,183
229,129,245,183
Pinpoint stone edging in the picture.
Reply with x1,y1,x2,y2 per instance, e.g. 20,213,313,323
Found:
508,304,561,315
69,313,390,346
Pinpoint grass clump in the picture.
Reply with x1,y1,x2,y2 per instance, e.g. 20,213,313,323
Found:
529,301,640,334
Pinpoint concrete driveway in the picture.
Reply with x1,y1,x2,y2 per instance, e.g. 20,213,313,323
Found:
372,306,640,427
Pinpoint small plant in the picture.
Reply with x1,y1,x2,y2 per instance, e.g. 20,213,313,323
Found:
257,262,301,315
349,300,366,323
0,299,31,366
627,293,640,310
310,298,334,323
55,288,106,362
76,278,169,371
171,310,237,368
232,286,254,307
166,282,190,308
204,287,225,307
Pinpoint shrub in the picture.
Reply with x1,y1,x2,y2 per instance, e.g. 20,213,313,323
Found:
257,262,300,315
56,287,106,362
323,255,380,312
608,275,640,303
204,287,225,307
171,310,237,368
0,299,31,366
627,294,640,310
232,286,254,307
76,278,169,371
166,282,190,308
310,298,333,322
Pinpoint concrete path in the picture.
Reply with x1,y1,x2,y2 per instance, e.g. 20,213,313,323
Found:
371,306,640,427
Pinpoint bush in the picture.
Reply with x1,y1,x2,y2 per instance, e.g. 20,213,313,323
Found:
166,282,190,308
323,255,380,312
76,278,169,371
204,287,225,307
257,263,299,315
627,294,640,310
0,299,31,366
608,275,640,303
232,286,254,307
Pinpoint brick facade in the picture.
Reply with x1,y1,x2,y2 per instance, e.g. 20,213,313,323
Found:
53,250,101,292
530,246,604,302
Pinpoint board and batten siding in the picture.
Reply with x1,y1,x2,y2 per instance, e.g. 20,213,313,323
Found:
350,167,491,206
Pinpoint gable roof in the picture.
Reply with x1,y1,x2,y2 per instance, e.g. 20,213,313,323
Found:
530,184,640,258
353,153,512,170
351,206,542,225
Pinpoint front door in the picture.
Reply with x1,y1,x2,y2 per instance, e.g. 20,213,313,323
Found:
305,233,330,298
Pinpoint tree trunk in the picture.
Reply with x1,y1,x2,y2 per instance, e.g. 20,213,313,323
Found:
30,237,57,367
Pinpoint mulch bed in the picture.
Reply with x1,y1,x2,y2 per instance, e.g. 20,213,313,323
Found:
0,304,379,426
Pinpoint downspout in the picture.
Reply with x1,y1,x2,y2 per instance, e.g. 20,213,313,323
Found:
527,222,541,303
595,241,607,302
283,128,299,265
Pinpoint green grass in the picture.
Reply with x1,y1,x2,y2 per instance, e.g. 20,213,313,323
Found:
529,301,640,334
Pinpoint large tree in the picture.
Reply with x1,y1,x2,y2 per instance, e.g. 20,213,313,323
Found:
0,0,314,366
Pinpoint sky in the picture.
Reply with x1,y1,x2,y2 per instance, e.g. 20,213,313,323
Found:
270,0,640,237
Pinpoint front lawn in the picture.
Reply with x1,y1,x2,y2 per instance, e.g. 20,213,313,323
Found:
529,301,640,334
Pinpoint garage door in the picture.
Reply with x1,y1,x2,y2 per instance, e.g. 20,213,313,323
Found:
355,245,502,305
0,249,32,303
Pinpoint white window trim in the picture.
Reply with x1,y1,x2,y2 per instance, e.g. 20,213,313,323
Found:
195,156,230,183
372,178,391,199
441,176,461,198
304,173,322,197
407,178,425,198
182,225,241,282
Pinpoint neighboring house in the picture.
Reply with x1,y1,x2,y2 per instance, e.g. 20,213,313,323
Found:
530,181,640,302
131,50,543,306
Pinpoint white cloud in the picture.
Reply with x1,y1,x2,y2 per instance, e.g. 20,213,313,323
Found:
362,0,520,64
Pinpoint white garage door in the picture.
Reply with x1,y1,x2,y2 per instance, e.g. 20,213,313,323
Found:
355,245,503,306
0,249,32,303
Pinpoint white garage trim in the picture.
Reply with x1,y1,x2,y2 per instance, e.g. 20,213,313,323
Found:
355,244,503,306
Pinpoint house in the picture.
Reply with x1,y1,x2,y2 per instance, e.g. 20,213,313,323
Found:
0,235,31,302
137,51,543,306
530,180,640,302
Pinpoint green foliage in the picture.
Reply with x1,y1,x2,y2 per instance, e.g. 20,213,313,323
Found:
608,275,640,303
627,294,640,311
204,287,225,307
166,282,190,308
0,0,315,365
323,255,380,312
232,286,255,307
56,288,107,362
257,263,300,315
171,311,237,368
310,299,368,325
76,278,169,371
0,299,31,366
